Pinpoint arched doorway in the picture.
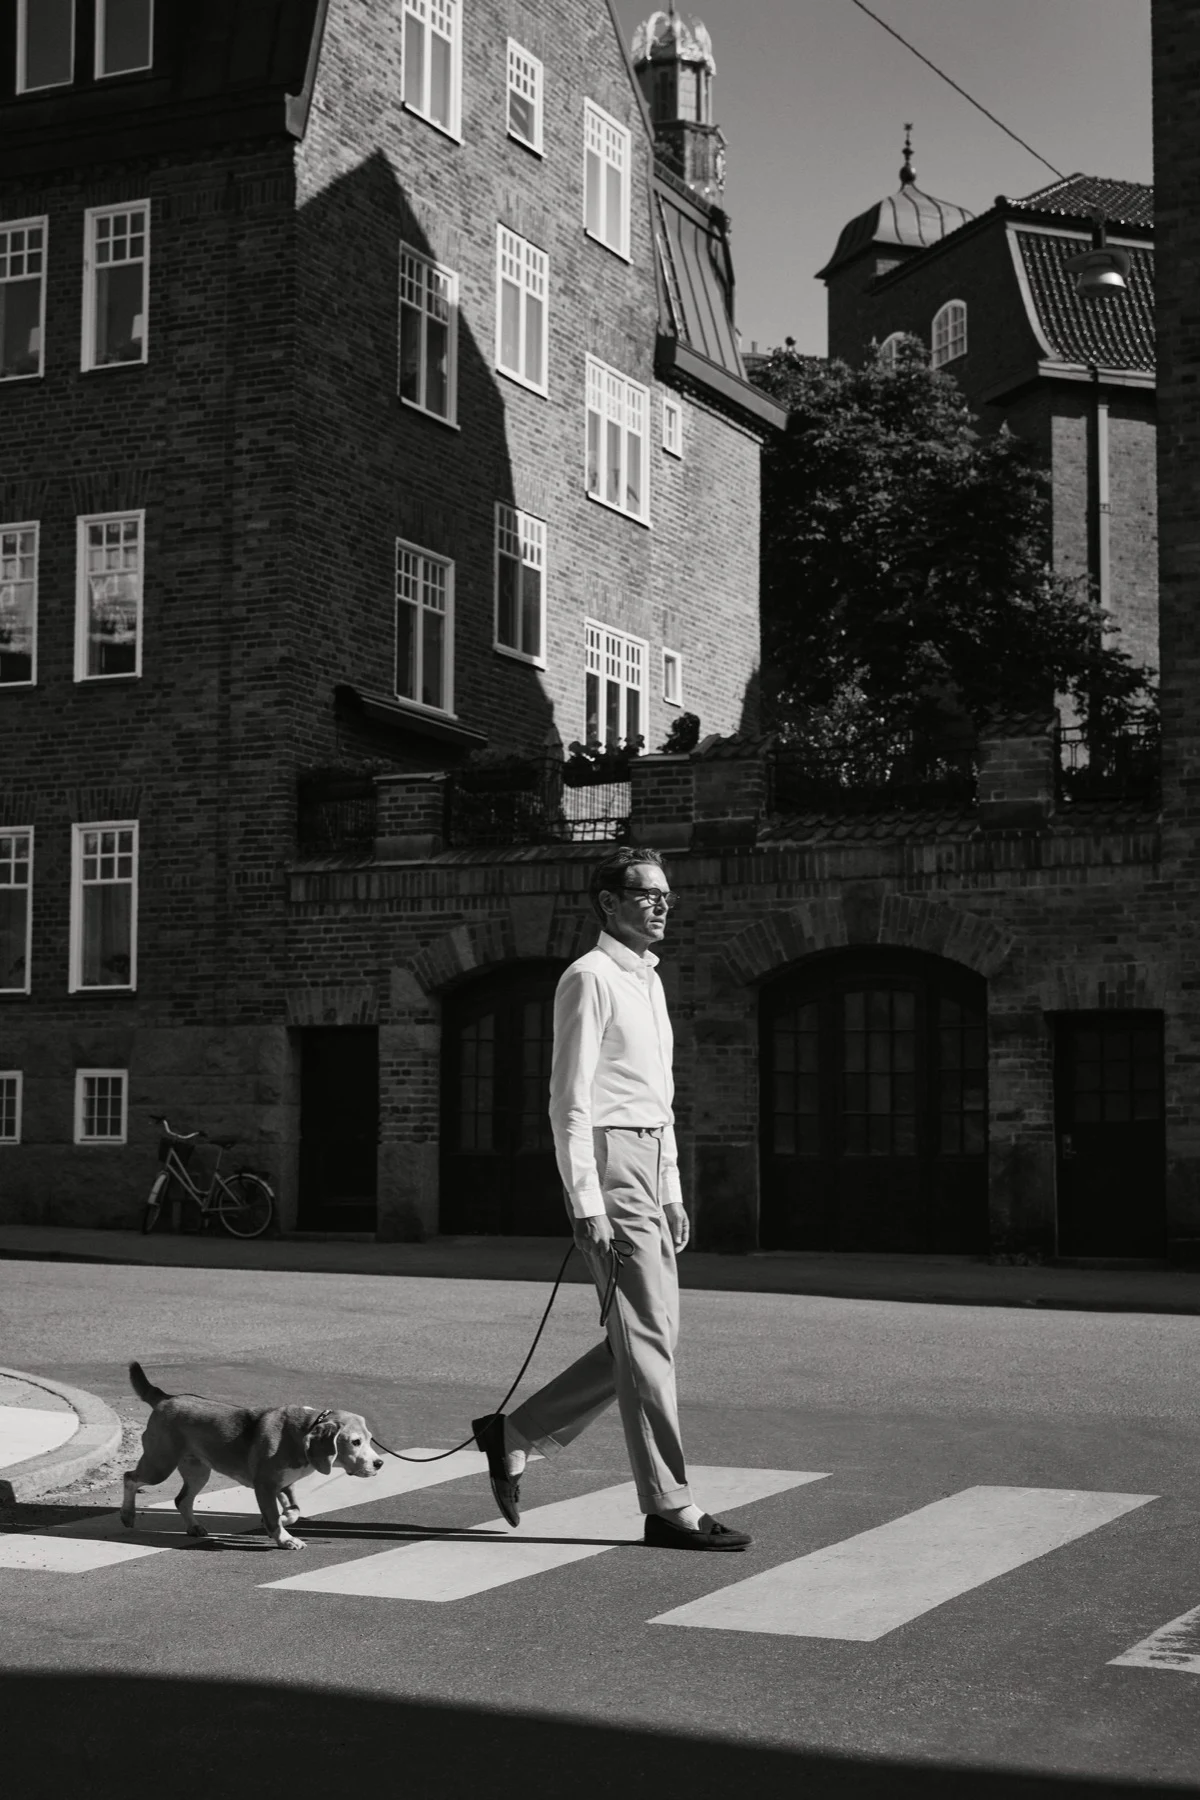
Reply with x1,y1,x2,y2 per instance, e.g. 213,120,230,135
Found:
439,960,570,1235
760,948,988,1253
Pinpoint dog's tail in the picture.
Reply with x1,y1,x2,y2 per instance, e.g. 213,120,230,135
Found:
128,1361,170,1408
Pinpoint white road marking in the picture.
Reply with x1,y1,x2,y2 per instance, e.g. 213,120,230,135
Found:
651,1485,1156,1641
146,1447,494,1515
1111,1604,1200,1673
0,1535,165,1573
0,1405,77,1469
263,1466,825,1601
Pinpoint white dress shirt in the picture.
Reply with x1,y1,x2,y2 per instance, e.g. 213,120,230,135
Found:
549,930,683,1218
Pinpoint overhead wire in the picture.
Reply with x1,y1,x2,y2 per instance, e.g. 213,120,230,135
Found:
846,0,1068,182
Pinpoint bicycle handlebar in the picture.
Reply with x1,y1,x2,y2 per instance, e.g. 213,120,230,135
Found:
147,1114,204,1141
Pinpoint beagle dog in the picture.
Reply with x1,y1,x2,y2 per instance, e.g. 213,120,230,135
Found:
121,1361,383,1550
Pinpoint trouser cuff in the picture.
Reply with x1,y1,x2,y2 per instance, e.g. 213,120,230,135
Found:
639,1482,693,1516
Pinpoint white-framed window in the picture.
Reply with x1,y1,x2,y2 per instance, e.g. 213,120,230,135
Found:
586,620,646,747
396,541,453,714
1,522,38,686
931,300,967,368
496,226,548,395
0,1073,22,1145
507,40,543,152
878,332,904,370
70,822,137,992
495,504,545,665
584,101,631,259
0,828,33,995
402,0,461,139
662,647,683,707
399,244,457,424
82,202,149,370
76,511,143,681
96,0,153,78
586,356,649,523
0,217,47,381
662,394,683,457
75,1069,127,1144
17,0,74,93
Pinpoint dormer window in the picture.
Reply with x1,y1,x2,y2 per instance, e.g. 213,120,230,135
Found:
17,0,74,93
931,300,967,368
96,0,153,79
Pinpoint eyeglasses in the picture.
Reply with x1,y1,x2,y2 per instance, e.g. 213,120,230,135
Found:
620,886,678,911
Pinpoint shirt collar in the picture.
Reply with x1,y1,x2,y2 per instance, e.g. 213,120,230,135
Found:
597,929,658,976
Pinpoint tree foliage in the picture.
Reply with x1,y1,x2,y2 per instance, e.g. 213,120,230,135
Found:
750,340,1155,767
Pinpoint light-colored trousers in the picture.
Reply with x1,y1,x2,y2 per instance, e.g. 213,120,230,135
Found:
507,1126,693,1515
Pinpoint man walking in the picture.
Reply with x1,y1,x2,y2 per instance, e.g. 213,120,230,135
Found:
472,847,751,1551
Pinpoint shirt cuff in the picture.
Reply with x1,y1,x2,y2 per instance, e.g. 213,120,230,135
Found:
660,1165,684,1208
569,1185,607,1219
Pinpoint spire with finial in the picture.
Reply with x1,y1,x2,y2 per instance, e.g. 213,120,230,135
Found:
631,8,725,204
899,124,916,187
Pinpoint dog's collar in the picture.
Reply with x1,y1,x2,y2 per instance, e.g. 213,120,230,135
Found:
308,1409,337,1431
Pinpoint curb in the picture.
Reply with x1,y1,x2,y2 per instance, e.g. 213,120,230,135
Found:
0,1366,124,1505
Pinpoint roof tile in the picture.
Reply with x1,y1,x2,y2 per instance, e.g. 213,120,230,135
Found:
1016,230,1154,372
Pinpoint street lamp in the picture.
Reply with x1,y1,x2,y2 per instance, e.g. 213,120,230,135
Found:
1064,210,1130,299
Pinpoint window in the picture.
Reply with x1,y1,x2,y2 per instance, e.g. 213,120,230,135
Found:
402,0,461,138
495,504,545,664
586,621,646,747
662,647,683,707
76,512,143,681
17,0,73,93
496,226,547,394
507,40,543,152
931,300,967,368
662,394,683,457
396,542,453,713
96,0,153,77
0,829,32,995
75,1070,127,1144
878,332,904,370
1,523,38,685
399,245,457,423
584,101,631,258
83,203,149,369
0,218,47,381
586,356,649,522
70,822,137,992
0,1073,21,1145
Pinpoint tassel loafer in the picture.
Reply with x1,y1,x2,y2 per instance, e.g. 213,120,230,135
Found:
643,1511,752,1551
472,1413,521,1529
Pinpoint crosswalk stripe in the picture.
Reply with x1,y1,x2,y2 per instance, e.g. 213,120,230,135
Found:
0,1535,166,1573
650,1485,1156,1641
1110,1604,1200,1673
262,1466,824,1601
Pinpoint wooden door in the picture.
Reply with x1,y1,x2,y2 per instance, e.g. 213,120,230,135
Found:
1054,1014,1165,1257
440,962,569,1235
297,1026,379,1231
761,950,988,1253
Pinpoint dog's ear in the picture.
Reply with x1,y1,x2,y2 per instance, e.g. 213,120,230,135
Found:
303,1422,339,1477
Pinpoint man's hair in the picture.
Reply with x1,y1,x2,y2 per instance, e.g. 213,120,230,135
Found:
588,845,664,924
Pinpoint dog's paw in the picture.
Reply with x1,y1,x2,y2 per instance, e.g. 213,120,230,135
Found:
277,1534,306,1551
282,1507,302,1526
185,1524,210,1539
119,1512,135,1531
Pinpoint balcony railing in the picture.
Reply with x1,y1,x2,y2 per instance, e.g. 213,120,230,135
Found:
296,771,378,856
1056,720,1160,805
770,734,978,814
445,747,630,847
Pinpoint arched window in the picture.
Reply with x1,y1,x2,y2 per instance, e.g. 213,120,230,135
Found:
877,332,905,370
931,300,967,368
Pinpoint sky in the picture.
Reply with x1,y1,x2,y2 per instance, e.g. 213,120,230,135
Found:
610,0,1153,357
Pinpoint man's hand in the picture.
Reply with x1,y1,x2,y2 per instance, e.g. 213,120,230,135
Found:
664,1202,690,1253
574,1212,614,1254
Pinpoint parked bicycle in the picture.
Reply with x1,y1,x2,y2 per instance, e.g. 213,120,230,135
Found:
142,1115,275,1239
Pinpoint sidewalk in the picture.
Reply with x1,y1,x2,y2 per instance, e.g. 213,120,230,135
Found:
0,1365,123,1505
3,1223,1200,1315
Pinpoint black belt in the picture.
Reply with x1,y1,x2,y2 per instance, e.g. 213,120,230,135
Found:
601,1124,665,1136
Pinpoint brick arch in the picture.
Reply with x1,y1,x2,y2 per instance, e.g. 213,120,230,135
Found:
405,899,594,996
722,894,1014,986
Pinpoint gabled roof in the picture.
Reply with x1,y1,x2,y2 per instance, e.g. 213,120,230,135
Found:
1013,229,1154,373
653,170,786,431
1007,175,1153,232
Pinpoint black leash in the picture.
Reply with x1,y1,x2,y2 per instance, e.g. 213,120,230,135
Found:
370,1235,634,1465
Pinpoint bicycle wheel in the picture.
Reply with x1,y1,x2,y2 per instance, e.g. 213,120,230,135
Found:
142,1170,170,1234
219,1172,275,1239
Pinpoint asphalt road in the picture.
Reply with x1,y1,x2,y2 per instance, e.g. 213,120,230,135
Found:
3,1257,1200,1800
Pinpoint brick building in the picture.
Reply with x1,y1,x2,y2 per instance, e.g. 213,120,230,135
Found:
817,147,1158,680
0,0,783,1229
